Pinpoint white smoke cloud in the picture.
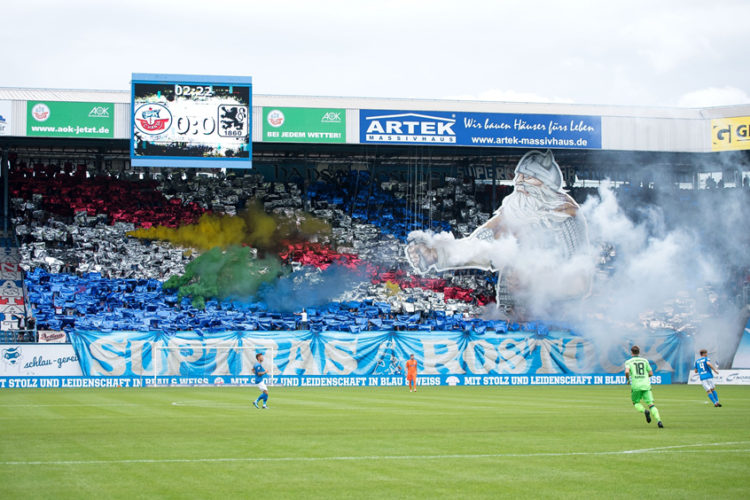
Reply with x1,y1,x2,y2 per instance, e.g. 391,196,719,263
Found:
567,182,746,366
408,177,749,366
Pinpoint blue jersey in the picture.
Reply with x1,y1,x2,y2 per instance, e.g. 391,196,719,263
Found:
694,356,714,380
253,362,266,384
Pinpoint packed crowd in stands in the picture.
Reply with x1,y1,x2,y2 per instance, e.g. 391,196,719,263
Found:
9,161,500,337
25,266,511,335
5,159,749,341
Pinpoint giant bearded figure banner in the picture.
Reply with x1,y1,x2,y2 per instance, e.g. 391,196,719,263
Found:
406,150,593,317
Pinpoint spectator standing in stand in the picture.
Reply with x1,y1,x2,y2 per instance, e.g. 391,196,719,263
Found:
296,308,308,330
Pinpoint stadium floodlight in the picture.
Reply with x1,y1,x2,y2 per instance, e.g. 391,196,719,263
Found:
150,344,275,387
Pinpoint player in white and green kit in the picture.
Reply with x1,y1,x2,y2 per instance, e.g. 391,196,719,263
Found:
624,345,664,428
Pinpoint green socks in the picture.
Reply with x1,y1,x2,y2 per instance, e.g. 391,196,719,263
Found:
649,405,661,422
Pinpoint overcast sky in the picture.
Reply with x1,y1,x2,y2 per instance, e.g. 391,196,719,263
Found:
3,0,748,108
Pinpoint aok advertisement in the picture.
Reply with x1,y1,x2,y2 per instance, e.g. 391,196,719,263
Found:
131,73,252,169
711,116,750,152
263,107,346,143
26,101,114,138
360,109,601,149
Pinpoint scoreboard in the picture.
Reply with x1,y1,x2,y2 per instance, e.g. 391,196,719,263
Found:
130,73,252,168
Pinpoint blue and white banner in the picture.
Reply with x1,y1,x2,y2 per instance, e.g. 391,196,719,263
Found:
730,318,750,368
360,109,601,149
0,372,671,389
66,329,685,380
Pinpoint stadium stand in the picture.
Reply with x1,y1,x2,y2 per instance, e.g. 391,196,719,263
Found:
5,159,749,340
8,163,498,335
0,222,33,342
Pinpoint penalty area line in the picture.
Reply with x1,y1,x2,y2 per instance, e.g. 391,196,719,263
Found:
3,441,750,466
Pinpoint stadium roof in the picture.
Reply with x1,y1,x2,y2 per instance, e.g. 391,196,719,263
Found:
2,86,750,155
0,88,129,103
0,86,715,119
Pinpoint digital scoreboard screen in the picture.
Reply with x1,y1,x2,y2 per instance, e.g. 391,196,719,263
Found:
131,73,252,168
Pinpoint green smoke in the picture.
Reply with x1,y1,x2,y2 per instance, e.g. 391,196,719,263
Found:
164,245,284,309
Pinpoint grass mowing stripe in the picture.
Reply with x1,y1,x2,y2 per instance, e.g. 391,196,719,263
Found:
3,441,749,466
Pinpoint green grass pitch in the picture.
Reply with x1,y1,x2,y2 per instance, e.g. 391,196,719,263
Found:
1,384,749,499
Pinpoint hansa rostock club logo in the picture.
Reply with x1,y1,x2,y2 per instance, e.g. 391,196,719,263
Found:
134,103,173,135
31,103,51,122
267,109,285,128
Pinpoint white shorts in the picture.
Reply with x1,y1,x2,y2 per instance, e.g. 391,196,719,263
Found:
701,379,715,391
257,381,268,392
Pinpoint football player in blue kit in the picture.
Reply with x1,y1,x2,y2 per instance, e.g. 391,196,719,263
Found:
695,349,721,407
253,352,269,409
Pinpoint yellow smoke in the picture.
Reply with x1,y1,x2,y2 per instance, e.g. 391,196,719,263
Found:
384,280,401,296
129,213,246,251
128,201,331,251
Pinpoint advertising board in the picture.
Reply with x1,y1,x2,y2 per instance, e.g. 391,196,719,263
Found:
0,373,671,389
0,100,11,136
360,109,601,149
687,369,750,385
711,116,750,151
0,343,82,376
26,101,114,138
263,107,346,143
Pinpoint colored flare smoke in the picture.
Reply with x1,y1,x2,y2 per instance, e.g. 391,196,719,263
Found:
163,245,283,309
258,264,368,313
128,202,331,251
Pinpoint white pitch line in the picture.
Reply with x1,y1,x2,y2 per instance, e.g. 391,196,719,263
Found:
621,441,748,454
2,441,749,466
0,403,141,408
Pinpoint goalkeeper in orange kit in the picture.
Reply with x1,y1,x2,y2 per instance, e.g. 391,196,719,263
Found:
406,354,418,392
